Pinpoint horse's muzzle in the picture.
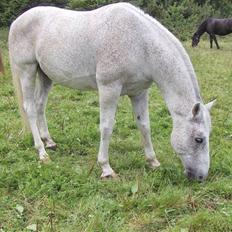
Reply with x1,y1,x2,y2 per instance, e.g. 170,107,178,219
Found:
184,168,207,182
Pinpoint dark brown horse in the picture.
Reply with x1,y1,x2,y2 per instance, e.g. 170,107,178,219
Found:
0,49,4,74
192,18,232,49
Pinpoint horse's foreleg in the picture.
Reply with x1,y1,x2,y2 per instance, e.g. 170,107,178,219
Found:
97,81,121,179
212,34,220,49
19,64,50,161
130,90,160,169
35,68,56,150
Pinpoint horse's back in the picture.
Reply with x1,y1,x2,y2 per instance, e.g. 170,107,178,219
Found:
205,18,232,35
9,2,175,61
9,4,152,84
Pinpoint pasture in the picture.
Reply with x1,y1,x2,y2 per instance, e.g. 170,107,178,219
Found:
0,28,232,231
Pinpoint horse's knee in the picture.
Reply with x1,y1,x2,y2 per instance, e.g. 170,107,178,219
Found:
100,125,113,139
139,122,150,134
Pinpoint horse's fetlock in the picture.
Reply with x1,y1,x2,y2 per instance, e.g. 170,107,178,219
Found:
97,158,108,166
34,142,44,151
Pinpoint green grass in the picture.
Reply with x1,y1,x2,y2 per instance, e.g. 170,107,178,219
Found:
0,29,232,231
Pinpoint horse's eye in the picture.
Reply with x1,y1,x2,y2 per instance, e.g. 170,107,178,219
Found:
195,138,203,143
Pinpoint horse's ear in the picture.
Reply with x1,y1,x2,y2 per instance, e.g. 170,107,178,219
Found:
205,99,216,111
192,102,202,118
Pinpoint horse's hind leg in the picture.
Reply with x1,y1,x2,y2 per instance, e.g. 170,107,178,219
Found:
130,90,160,169
209,34,213,48
97,80,122,178
212,34,220,49
35,68,56,150
18,64,50,161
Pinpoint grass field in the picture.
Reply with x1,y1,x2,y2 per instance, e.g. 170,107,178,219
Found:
0,29,232,231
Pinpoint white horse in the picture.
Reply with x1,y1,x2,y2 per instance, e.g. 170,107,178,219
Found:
9,3,215,181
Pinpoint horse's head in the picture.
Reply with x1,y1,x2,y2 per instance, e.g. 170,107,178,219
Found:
192,33,200,47
171,101,215,181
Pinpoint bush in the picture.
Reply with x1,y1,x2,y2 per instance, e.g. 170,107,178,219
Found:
159,0,218,40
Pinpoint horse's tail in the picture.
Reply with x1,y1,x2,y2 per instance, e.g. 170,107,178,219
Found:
0,50,4,74
10,58,30,132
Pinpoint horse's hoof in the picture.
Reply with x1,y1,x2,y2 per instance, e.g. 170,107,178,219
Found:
101,172,119,180
46,143,57,151
147,159,160,170
45,140,57,151
40,155,51,164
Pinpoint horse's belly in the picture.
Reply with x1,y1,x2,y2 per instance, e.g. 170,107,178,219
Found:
56,74,98,90
38,54,98,90
121,79,153,96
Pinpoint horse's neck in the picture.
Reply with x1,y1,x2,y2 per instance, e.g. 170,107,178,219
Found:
152,49,202,118
196,20,207,36
162,76,201,118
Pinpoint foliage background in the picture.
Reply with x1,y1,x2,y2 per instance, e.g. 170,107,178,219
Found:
1,0,232,40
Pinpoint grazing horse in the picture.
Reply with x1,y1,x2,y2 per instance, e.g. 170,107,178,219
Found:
192,18,232,49
0,50,4,74
9,3,215,181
